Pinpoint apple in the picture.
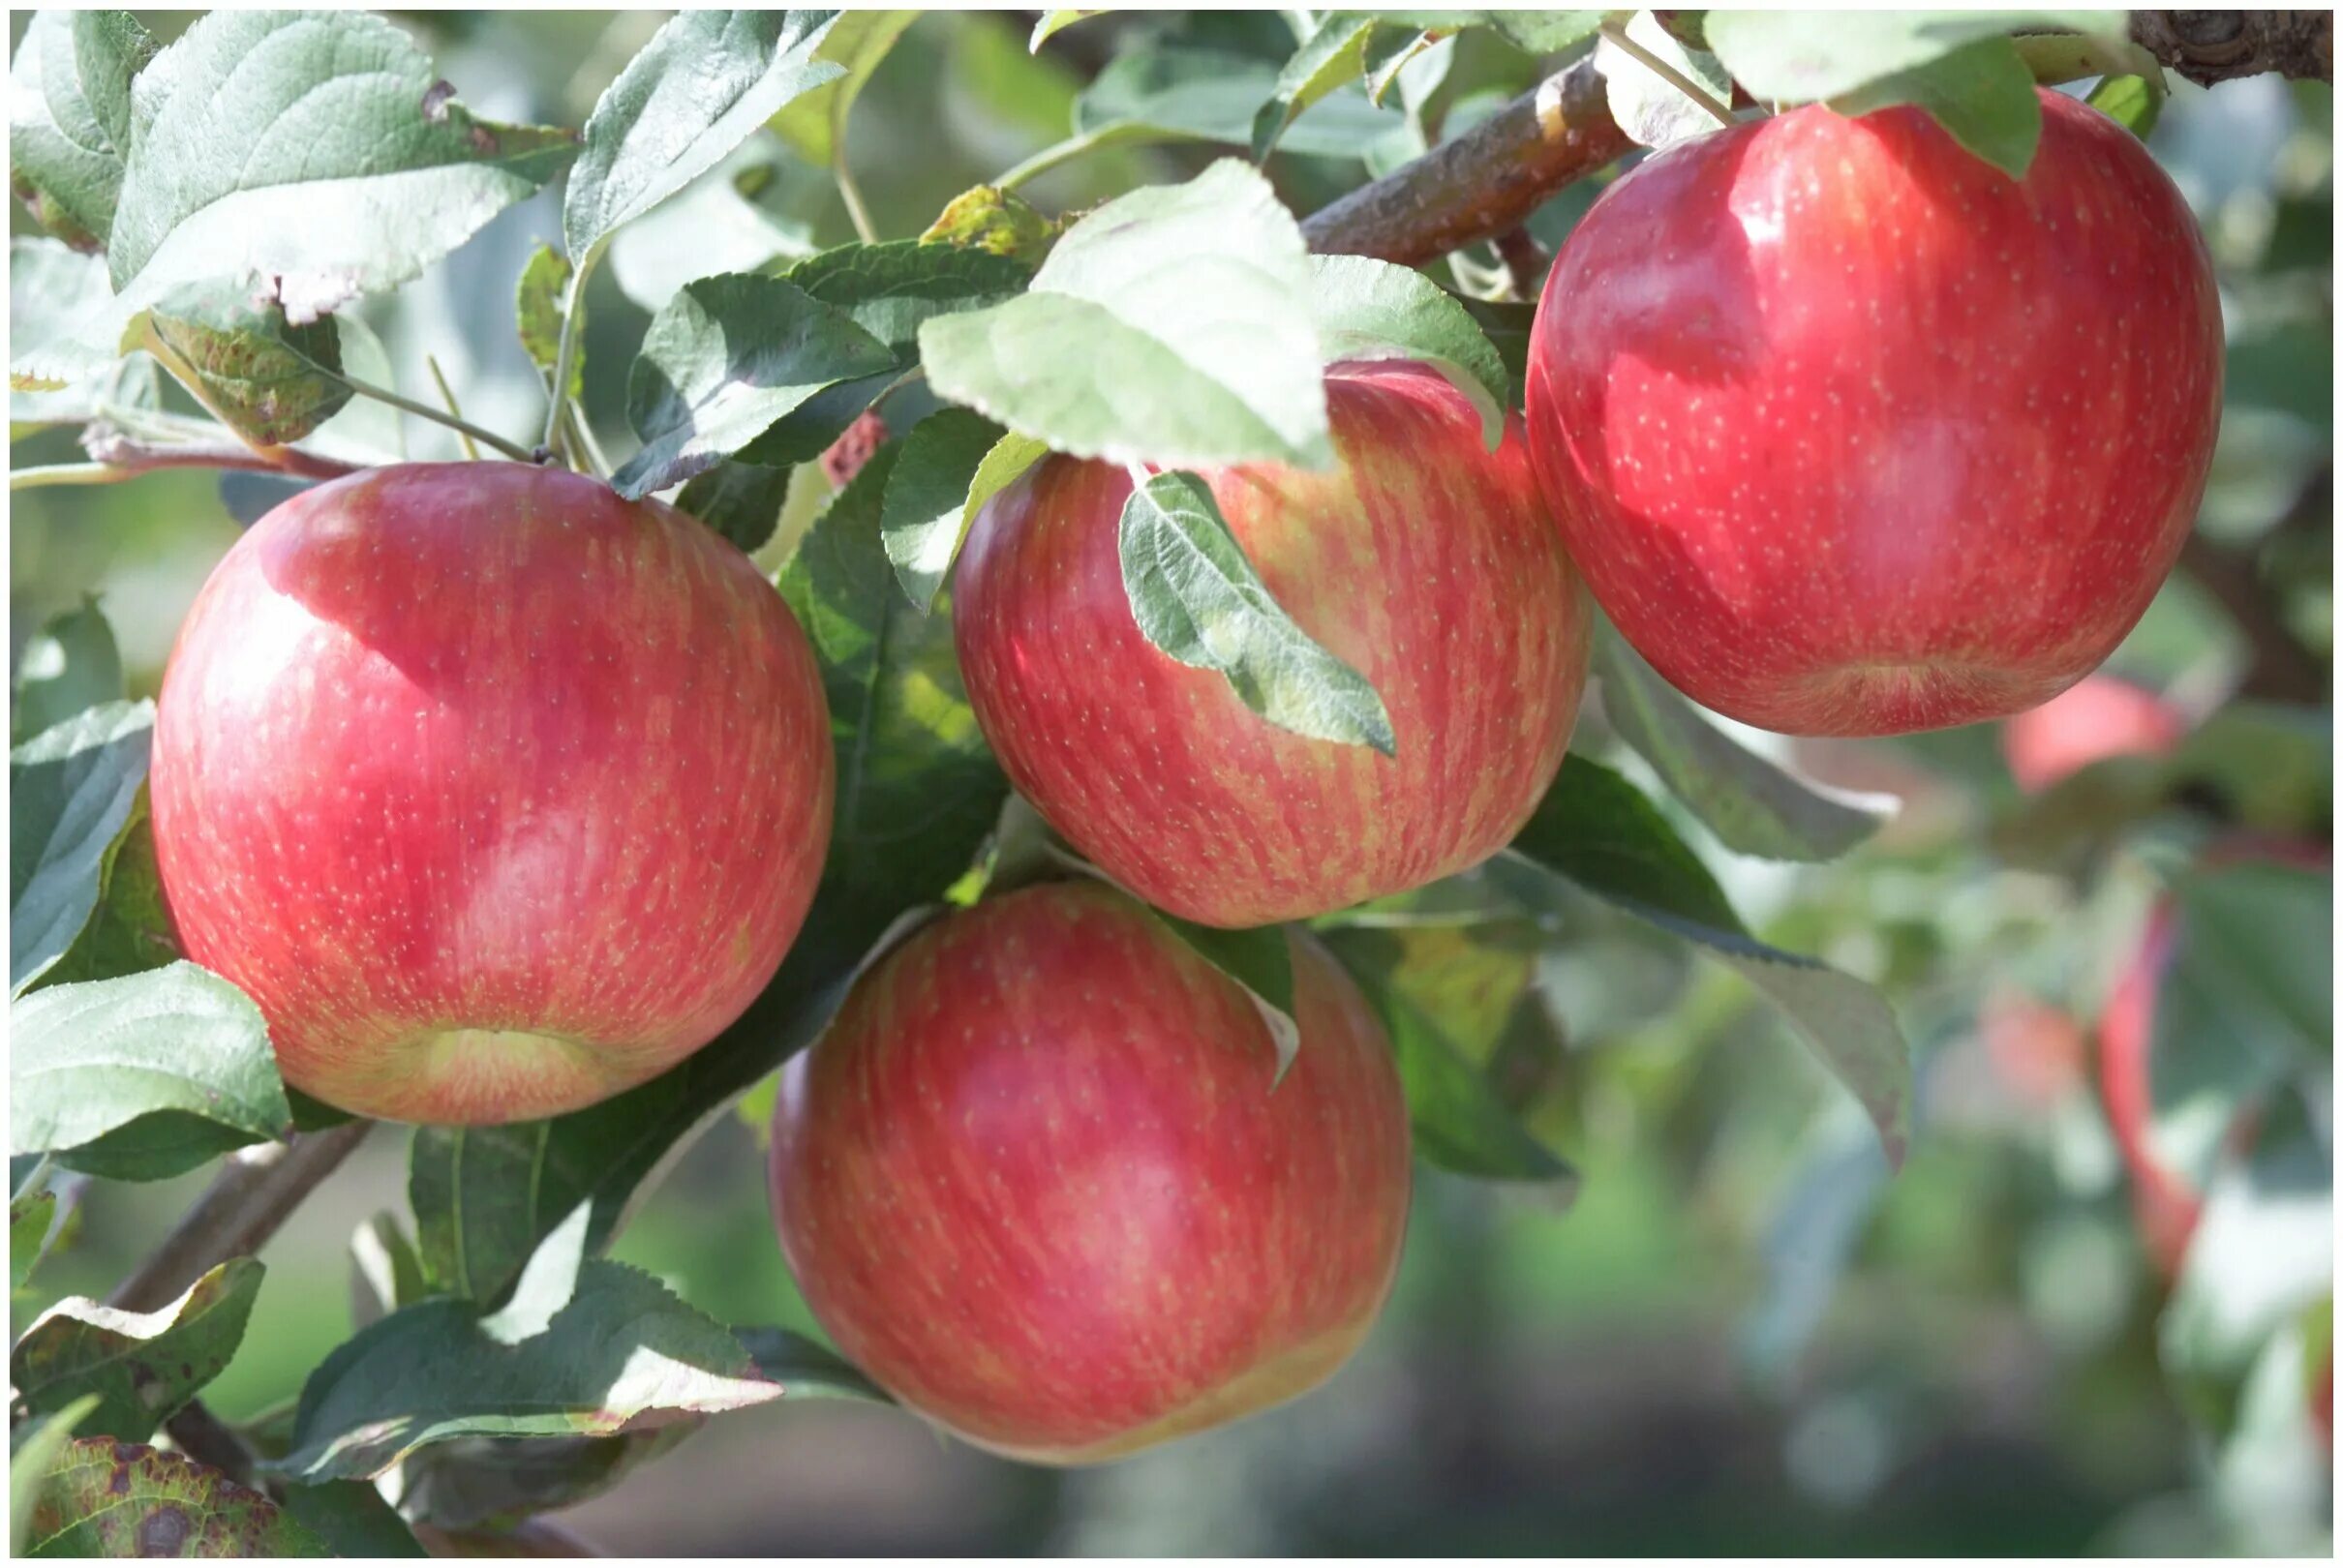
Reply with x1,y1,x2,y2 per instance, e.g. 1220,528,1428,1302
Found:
2001,674,2187,793
1525,89,2223,737
150,463,834,1126
2097,836,2330,1277
953,360,1592,928
768,879,1413,1464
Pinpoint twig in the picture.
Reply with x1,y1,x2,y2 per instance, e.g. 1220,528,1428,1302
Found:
159,1402,260,1487
836,155,881,244
427,355,481,461
1491,227,1550,303
76,428,363,484
108,1123,372,1312
1300,12,2331,265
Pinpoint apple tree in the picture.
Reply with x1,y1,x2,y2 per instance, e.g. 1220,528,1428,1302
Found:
9,9,2333,1555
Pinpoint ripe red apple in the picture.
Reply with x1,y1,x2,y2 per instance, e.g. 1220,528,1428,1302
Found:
953,360,1591,928
2001,674,2187,793
150,464,834,1126
2097,836,2330,1277
1525,89,2223,737
768,880,1413,1463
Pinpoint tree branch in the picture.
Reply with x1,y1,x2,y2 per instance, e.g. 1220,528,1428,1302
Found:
77,425,363,485
1301,12,2333,264
108,1123,372,1313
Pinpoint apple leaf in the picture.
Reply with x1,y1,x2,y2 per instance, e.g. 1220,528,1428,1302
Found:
920,159,1333,470
766,10,917,169
35,800,180,994
1075,45,1404,163
8,239,153,430
1508,756,1913,1166
563,9,842,267
479,1203,593,1343
675,463,794,553
880,407,1007,611
1323,928,1578,1199
514,245,581,401
275,1261,813,1482
10,1397,98,1557
9,962,293,1177
407,446,1010,1303
7,10,158,252
921,184,1060,264
613,272,895,498
1832,35,2043,179
12,599,122,746
10,699,152,996
1703,9,2126,104
24,1438,328,1557
349,1212,427,1331
1030,10,1106,51
1307,255,1509,448
393,1426,694,1537
109,11,574,323
276,1480,427,1557
301,310,404,466
12,1187,57,1292
1118,469,1397,755
1596,632,1897,862
1253,15,1384,162
2086,73,2162,138
605,146,822,314
11,1259,263,1443
140,281,353,448
1598,10,1734,153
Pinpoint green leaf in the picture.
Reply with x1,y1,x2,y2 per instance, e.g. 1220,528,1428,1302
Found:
10,699,152,996
1596,632,1895,862
40,804,183,991
921,184,1059,264
349,1212,427,1330
767,10,917,167
1597,10,1735,152
1076,45,1403,162
141,281,352,447
674,462,794,553
9,961,293,1175
408,1123,558,1308
303,309,402,465
277,1262,799,1483
1508,756,1912,1165
605,146,822,312
1307,254,1509,448
613,272,895,498
1118,469,1395,754
924,160,1329,469
731,1326,893,1402
1832,36,2043,179
12,1187,56,1291
10,1397,98,1557
11,1259,263,1443
1030,10,1106,51
1322,927,1578,1196
12,600,123,746
278,1480,427,1557
1153,914,1302,1082
8,240,152,430
880,407,1006,610
778,239,1033,360
23,1438,327,1557
2086,72,2163,137
6,11,157,251
1252,15,1384,162
564,9,843,266
395,1427,694,1536
1703,9,2126,103
479,1202,593,1342
110,11,574,321
514,244,580,401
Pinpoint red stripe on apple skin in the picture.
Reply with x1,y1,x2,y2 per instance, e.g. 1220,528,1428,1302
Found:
149,463,835,1127
1527,88,2225,739
769,880,1413,1464
953,360,1593,929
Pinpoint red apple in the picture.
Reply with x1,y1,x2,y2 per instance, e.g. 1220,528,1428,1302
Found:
2001,674,2187,793
150,464,834,1126
2098,837,2330,1277
768,880,1413,1463
1525,90,2223,737
953,360,1591,928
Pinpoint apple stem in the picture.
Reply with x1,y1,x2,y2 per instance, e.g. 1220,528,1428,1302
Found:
338,373,539,465
1599,20,1738,130
427,355,481,462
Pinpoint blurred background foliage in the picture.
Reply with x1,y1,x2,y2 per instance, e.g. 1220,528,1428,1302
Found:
10,9,2333,1556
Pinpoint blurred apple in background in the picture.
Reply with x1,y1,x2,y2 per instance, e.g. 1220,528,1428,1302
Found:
2001,675,2189,793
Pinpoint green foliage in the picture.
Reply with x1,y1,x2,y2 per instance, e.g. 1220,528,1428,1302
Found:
10,1259,262,1442
1307,254,1509,446
879,407,1006,608
7,11,157,252
23,1437,328,1556
513,245,580,400
10,700,152,995
140,281,351,446
11,600,123,746
11,1188,56,1292
766,10,918,168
